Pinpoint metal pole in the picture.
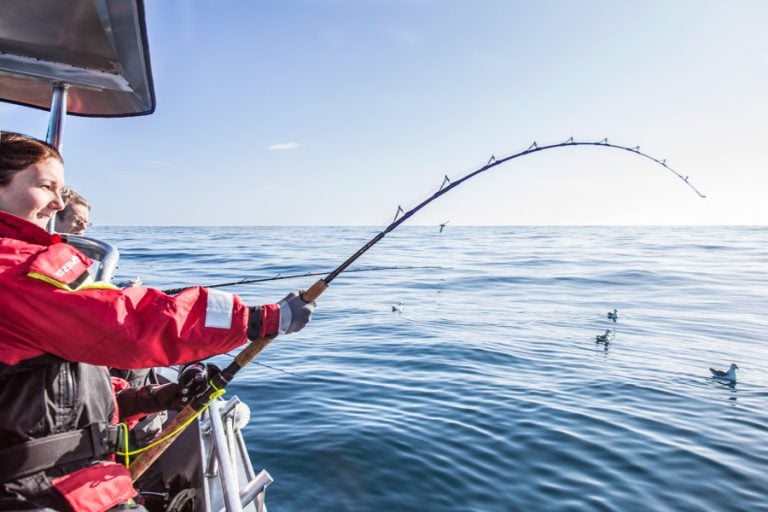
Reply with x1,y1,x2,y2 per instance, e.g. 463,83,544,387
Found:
46,82,69,234
46,82,69,151
208,398,244,512
236,470,273,512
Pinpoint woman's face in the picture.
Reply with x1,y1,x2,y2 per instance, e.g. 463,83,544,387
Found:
0,158,66,229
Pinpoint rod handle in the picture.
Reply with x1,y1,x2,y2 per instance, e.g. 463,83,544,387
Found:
129,405,197,482
301,278,328,302
233,336,273,368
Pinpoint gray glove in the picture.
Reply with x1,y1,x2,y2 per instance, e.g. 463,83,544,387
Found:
278,290,315,334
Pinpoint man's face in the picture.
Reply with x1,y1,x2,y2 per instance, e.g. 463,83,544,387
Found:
56,202,91,235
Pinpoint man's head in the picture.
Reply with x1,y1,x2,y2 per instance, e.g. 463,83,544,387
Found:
56,188,91,235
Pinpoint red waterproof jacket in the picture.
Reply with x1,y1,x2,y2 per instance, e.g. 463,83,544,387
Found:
0,211,250,368
0,211,250,511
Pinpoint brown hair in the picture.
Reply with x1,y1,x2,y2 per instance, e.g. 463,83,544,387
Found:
0,131,63,186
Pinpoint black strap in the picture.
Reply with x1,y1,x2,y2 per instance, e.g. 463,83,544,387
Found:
0,423,119,483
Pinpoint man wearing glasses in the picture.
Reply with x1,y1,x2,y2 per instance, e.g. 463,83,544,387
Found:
55,187,92,235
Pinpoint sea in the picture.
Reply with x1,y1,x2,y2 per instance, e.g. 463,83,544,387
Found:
94,225,768,512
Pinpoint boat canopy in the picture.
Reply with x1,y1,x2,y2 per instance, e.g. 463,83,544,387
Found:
0,0,155,117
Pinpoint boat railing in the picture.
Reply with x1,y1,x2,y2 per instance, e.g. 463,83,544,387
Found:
63,234,120,282
200,397,273,512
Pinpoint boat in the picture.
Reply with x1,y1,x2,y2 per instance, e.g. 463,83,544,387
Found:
0,1,272,510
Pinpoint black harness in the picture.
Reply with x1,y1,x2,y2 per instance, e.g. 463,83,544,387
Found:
0,423,119,482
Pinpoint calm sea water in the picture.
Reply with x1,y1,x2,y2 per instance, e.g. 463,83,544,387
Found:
96,226,768,512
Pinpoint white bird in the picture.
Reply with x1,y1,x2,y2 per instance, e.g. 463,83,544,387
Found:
391,302,403,313
595,329,612,343
709,363,738,383
607,309,618,322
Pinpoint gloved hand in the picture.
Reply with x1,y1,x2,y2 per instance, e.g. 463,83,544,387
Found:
150,382,186,411
177,362,221,405
277,290,315,335
247,290,315,339
117,382,185,418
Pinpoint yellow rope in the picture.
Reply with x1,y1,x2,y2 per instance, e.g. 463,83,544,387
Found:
118,422,131,468
117,386,226,460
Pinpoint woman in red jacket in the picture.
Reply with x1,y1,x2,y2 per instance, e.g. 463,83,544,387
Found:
0,131,315,511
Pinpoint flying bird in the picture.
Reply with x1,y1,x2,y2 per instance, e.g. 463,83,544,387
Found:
439,221,450,233
595,329,612,343
391,302,403,313
607,309,618,322
709,363,738,383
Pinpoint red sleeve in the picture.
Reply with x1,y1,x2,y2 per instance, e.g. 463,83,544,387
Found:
0,244,250,367
111,376,132,394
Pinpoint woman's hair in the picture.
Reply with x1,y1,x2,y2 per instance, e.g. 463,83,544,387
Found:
0,131,63,186
61,187,91,211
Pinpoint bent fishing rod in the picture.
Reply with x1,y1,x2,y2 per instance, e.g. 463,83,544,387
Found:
129,137,705,480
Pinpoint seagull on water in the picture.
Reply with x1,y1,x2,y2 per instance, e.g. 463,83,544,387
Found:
709,363,738,383
607,309,618,322
595,329,612,343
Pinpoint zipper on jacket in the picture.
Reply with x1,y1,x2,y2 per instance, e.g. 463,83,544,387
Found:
56,362,76,428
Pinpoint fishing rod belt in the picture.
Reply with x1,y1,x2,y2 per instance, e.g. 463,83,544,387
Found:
0,423,120,482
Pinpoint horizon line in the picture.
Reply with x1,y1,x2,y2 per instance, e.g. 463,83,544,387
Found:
88,223,767,228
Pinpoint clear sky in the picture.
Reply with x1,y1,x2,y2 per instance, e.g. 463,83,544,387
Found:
3,0,767,226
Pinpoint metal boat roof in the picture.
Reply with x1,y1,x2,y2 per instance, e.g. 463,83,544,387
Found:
0,0,155,117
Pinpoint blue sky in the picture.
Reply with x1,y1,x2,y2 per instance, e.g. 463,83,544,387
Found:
3,0,767,226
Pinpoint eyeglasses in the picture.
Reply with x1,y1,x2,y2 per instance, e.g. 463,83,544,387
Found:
72,215,93,229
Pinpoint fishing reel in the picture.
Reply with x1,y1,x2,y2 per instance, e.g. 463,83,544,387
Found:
177,362,221,405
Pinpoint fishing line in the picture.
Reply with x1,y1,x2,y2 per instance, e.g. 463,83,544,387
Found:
218,352,307,380
162,265,447,295
130,137,705,481
253,360,307,379
165,358,306,380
